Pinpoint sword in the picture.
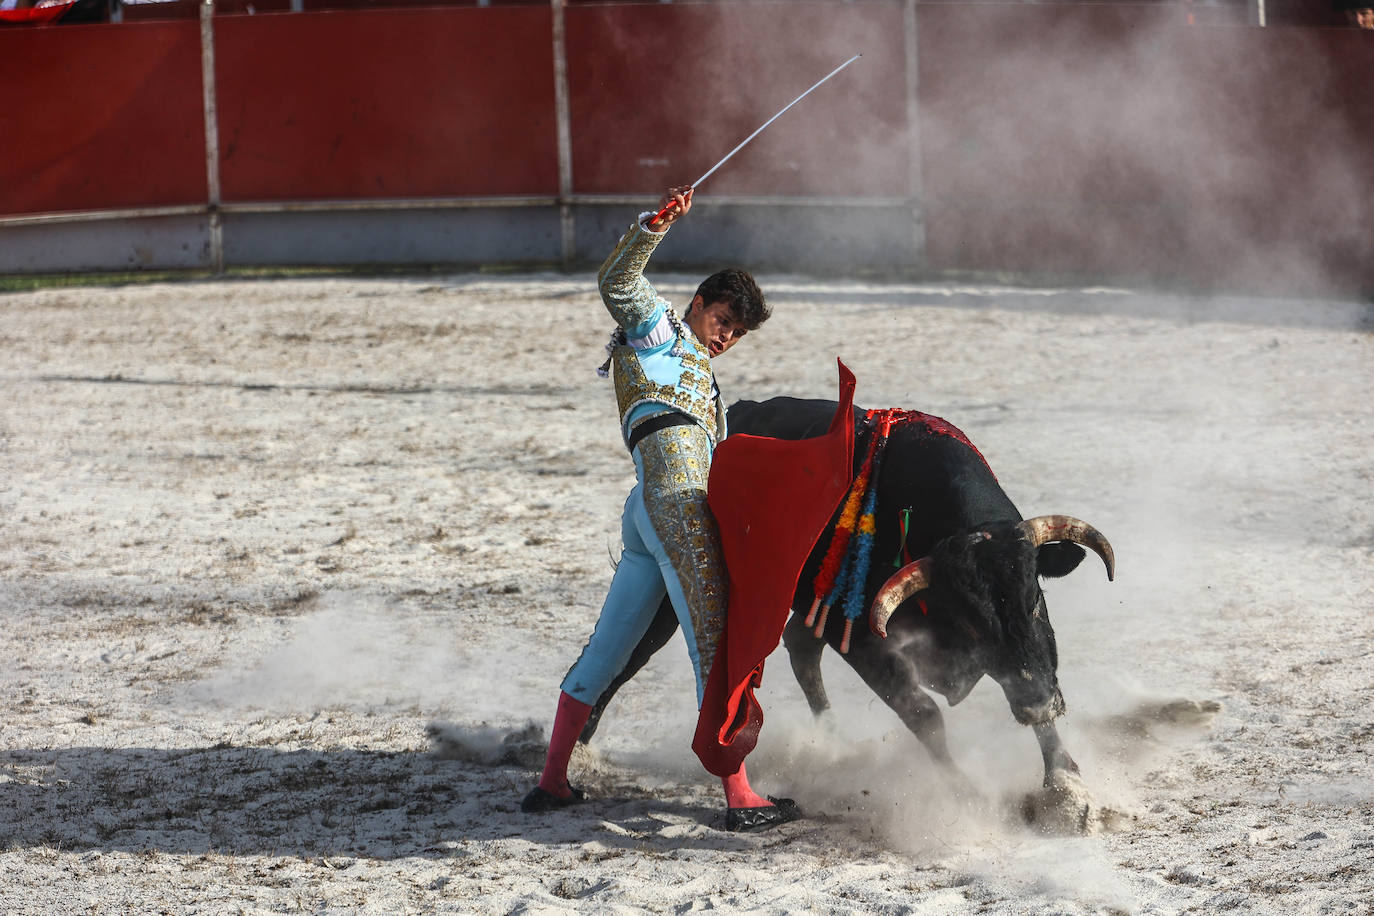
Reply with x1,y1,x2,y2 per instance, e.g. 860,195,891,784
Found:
648,53,862,228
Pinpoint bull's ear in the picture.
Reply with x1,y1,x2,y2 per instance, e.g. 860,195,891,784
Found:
1037,542,1085,579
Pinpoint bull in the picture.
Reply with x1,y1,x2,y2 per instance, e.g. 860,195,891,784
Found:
578,396,1114,795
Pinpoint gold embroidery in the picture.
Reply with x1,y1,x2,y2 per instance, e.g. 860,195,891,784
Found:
635,423,728,687
598,221,668,331
613,346,721,445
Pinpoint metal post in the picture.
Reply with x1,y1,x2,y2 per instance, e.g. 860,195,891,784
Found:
1251,0,1267,27
551,0,575,266
903,0,926,270
200,0,224,274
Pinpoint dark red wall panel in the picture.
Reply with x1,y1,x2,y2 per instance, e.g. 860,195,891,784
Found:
918,4,1194,277
0,21,205,217
214,6,557,201
565,1,908,197
916,4,1374,290
1168,27,1374,290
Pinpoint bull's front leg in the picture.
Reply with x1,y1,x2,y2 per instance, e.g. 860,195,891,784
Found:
1022,720,1096,833
782,610,831,715
1031,720,1080,785
837,635,967,778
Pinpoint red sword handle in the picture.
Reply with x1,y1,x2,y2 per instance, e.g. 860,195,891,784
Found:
648,186,693,230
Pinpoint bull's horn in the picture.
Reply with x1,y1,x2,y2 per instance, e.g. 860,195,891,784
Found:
869,557,934,638
1017,515,1115,581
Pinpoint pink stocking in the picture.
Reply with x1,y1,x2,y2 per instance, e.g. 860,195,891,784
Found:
721,761,771,809
537,691,593,799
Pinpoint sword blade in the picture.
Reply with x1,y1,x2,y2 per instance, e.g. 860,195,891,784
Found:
649,53,862,226
691,53,862,189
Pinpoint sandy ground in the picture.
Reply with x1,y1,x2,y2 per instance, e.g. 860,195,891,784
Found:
0,271,1370,915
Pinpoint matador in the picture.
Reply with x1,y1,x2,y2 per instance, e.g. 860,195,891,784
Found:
521,187,803,832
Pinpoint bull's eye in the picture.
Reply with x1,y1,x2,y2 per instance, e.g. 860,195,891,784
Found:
1020,668,1034,681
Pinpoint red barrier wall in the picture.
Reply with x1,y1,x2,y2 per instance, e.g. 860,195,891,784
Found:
0,20,205,216
1,2,1370,292
214,6,558,201
917,4,1374,290
565,1,908,197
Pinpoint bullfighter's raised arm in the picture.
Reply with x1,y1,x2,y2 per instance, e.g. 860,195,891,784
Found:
597,187,693,336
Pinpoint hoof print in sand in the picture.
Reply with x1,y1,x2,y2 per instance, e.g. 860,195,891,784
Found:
1101,698,1223,741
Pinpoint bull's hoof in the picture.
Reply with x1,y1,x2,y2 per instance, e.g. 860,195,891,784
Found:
1020,770,1096,835
725,796,804,833
520,784,585,813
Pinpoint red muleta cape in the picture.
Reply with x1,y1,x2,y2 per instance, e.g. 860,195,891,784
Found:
692,360,857,776
0,1,78,24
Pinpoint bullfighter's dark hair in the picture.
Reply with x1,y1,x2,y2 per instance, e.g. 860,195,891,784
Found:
693,268,770,330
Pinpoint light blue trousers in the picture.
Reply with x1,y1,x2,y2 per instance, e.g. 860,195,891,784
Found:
561,424,724,708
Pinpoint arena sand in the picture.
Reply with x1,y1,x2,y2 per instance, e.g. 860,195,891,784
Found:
0,273,1370,914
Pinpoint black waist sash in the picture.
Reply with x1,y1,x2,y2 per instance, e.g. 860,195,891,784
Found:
626,412,697,454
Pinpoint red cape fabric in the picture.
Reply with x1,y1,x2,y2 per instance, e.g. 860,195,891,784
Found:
692,360,857,776
0,1,77,24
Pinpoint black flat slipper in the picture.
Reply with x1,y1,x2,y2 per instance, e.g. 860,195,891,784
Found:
520,783,585,814
725,795,804,833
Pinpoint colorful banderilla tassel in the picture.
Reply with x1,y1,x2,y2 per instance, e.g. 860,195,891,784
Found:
839,432,890,653
806,419,882,631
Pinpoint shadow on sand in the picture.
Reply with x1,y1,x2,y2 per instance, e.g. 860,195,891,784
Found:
0,739,774,860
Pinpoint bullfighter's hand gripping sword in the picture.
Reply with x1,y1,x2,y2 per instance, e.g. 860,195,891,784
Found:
649,53,862,228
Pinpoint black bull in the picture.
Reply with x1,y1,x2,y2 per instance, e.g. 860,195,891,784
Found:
578,396,1115,788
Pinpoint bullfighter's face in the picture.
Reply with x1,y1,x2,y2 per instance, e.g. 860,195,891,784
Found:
684,296,749,358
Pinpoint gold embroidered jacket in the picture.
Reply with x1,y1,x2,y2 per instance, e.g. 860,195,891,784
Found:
598,217,726,447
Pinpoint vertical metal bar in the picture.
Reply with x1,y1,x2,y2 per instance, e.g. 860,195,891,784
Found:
551,0,575,265
200,0,224,273
903,0,926,269
1253,0,1267,27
